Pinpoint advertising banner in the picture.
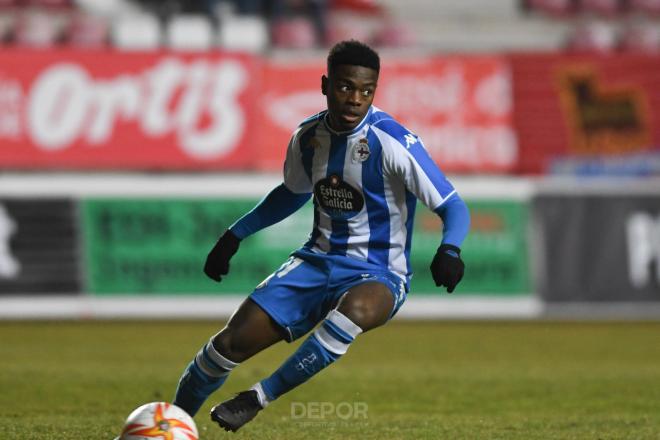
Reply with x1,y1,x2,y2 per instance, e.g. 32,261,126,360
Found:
257,55,517,173
81,197,529,296
511,54,660,175
0,198,81,294
1,51,514,173
81,198,313,294
533,194,660,301
0,50,259,169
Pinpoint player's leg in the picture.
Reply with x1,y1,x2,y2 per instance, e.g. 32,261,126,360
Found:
210,281,394,432
173,298,285,417
212,297,288,362
210,252,348,432
255,281,394,405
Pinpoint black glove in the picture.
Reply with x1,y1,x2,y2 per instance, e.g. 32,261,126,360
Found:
204,229,241,282
430,244,465,293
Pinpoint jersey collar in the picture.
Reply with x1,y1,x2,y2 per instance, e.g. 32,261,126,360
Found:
323,106,373,136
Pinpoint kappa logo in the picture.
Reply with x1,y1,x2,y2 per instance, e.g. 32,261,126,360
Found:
404,134,418,149
352,138,370,163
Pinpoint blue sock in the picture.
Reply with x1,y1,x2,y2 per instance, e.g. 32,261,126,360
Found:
173,338,239,416
258,310,363,404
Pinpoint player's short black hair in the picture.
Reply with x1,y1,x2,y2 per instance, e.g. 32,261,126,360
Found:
327,40,380,75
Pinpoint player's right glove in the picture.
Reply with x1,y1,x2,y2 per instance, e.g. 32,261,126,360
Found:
430,244,465,293
204,229,241,282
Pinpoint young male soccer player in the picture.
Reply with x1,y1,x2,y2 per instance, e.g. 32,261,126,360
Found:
172,40,471,432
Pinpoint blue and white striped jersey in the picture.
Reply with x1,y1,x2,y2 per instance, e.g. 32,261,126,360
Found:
284,105,457,283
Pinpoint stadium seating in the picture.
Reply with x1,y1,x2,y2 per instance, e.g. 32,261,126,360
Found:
217,14,268,52
579,0,622,16
12,8,67,46
525,0,578,17
629,0,660,15
111,12,161,50
379,0,571,51
0,0,658,51
0,9,14,43
619,20,660,52
75,0,139,19
65,11,109,47
325,10,376,47
565,20,618,52
371,19,416,48
165,14,213,50
271,16,317,49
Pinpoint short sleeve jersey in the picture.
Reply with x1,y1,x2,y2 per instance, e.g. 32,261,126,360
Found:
284,105,456,283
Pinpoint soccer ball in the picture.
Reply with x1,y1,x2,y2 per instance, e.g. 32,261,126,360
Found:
116,402,198,440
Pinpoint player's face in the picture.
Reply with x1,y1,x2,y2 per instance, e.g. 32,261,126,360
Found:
322,65,378,132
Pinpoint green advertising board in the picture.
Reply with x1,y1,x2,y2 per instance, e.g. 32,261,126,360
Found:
81,198,530,296
81,198,314,294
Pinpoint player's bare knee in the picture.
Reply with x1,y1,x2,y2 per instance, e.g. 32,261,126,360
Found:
210,331,230,357
338,286,393,331
343,306,387,331
211,330,246,363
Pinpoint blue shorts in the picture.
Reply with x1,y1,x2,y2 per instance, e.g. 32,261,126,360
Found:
249,248,407,342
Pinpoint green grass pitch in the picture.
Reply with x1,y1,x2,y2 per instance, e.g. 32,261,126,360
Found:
1,320,659,439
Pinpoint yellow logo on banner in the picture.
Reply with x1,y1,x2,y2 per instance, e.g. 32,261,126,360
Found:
557,67,650,155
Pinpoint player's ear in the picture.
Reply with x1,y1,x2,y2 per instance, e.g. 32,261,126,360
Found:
321,75,328,96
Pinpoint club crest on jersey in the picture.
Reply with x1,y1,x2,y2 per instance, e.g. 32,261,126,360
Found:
314,174,364,220
352,138,370,163
308,137,322,149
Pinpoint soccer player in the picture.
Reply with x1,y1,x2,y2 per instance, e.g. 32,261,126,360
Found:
172,39,470,432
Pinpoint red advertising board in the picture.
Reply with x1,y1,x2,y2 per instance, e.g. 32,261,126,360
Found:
0,50,514,172
511,53,660,174
257,55,517,173
255,58,326,170
0,50,259,169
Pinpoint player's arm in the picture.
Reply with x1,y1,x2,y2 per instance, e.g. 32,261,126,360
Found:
431,193,470,293
379,126,470,292
230,184,311,239
204,125,314,282
204,185,311,282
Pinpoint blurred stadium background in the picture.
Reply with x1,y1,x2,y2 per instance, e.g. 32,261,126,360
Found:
1,1,660,439
1,0,659,319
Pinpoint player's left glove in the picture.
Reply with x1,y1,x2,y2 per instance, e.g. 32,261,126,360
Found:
430,244,465,293
204,229,241,282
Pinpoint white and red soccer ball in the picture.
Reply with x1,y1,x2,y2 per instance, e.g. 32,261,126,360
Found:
116,402,198,440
